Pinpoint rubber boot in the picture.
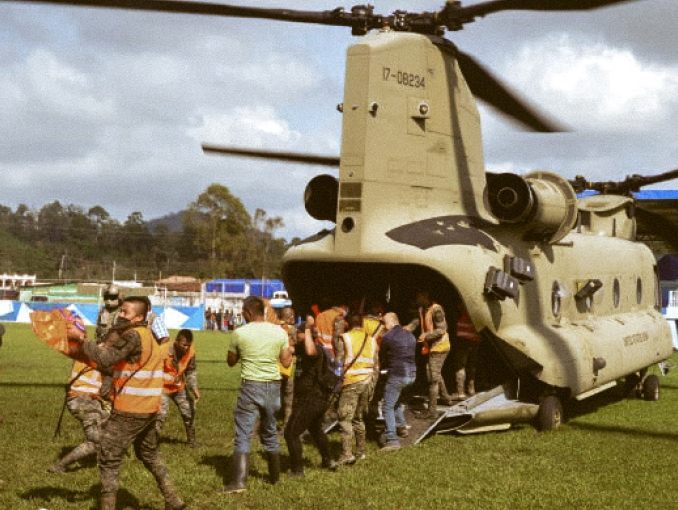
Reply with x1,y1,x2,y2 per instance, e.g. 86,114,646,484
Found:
185,424,201,449
219,452,249,494
266,451,280,485
100,494,117,510
451,369,468,401
159,480,185,510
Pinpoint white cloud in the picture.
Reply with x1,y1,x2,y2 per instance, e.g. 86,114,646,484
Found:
503,34,678,132
192,105,302,148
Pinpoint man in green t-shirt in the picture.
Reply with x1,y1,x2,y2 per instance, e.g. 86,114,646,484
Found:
220,296,292,495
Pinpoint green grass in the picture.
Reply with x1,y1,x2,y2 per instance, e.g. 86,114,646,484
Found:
1,322,677,509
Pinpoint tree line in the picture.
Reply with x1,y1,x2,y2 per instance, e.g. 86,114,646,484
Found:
0,183,293,283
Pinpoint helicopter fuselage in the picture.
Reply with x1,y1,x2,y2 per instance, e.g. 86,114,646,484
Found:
282,29,672,403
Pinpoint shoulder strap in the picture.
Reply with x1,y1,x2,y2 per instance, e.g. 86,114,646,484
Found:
342,332,369,376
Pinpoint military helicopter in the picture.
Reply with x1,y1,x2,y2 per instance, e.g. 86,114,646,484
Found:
4,0,676,441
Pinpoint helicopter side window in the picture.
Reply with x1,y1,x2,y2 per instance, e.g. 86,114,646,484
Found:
552,281,562,317
613,278,621,308
636,278,642,305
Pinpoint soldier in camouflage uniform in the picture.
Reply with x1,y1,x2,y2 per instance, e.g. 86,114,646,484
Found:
96,284,122,341
48,358,111,473
407,291,453,418
156,329,201,448
336,312,379,465
70,296,184,510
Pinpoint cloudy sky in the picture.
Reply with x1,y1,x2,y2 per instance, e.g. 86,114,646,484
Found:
0,0,676,240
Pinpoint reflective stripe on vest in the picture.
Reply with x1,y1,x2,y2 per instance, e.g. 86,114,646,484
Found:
316,309,341,353
163,342,195,394
69,360,102,397
457,311,482,342
342,329,376,387
424,303,450,353
113,326,164,414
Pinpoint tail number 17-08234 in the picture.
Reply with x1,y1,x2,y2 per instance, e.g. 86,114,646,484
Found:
382,67,426,89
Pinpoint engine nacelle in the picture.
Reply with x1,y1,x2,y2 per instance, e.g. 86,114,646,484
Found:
487,171,578,243
304,174,339,223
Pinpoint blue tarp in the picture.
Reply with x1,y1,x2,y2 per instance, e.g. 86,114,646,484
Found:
204,279,285,298
0,301,207,330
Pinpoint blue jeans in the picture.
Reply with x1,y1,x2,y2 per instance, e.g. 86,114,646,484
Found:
382,373,416,444
233,380,281,453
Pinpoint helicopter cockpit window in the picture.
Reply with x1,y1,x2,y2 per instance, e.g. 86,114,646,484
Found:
636,278,642,304
613,278,621,308
552,281,562,317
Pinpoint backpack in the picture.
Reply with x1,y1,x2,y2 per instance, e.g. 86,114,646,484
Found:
316,344,343,394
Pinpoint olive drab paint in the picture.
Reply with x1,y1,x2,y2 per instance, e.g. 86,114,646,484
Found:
283,30,673,414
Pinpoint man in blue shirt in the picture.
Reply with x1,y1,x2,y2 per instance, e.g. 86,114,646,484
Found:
379,312,417,450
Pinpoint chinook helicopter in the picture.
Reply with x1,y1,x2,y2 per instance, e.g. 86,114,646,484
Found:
4,0,676,442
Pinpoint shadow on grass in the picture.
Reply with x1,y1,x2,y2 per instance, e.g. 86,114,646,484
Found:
201,451,295,484
568,421,678,441
19,483,151,509
564,385,626,422
0,382,66,388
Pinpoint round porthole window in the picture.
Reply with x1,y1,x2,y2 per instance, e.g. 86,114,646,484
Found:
636,278,642,305
613,278,620,308
552,281,562,317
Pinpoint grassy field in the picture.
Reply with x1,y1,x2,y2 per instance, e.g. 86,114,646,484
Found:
1,322,677,510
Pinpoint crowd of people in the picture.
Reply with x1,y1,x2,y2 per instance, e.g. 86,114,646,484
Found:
44,284,480,509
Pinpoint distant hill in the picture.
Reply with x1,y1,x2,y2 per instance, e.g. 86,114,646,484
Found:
147,211,186,233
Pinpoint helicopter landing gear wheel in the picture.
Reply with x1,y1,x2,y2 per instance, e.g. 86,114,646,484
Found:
536,395,563,431
642,374,660,401
623,373,642,399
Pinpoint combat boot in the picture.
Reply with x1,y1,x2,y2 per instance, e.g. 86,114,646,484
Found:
428,384,439,414
450,369,468,401
100,494,116,510
48,442,96,473
354,431,366,461
467,380,476,397
336,434,355,465
218,452,249,494
185,424,201,449
266,451,280,485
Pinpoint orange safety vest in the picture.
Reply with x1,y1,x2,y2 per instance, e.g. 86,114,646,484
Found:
421,303,450,354
316,308,342,354
112,326,164,414
341,329,377,387
162,342,196,394
457,310,482,342
69,359,103,398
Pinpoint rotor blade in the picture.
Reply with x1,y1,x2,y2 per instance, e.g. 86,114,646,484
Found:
0,0,358,27
202,145,340,167
571,168,678,194
453,0,640,21
632,168,678,188
455,49,567,132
